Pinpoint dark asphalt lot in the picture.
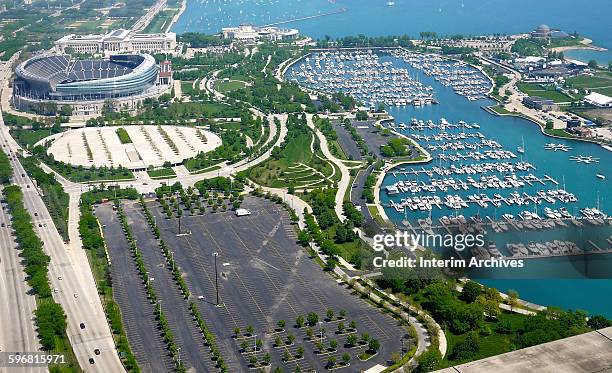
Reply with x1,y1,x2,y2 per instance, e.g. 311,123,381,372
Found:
96,203,175,373
147,196,408,372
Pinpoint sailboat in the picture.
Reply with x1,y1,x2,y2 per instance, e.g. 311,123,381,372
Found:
596,172,605,180
517,136,525,154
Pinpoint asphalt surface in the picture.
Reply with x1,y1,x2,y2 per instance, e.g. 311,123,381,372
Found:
122,202,218,373
332,121,363,161
0,188,46,373
0,120,126,373
96,203,175,373
147,196,409,372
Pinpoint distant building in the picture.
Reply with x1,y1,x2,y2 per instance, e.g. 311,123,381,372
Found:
222,24,299,42
584,92,612,107
523,96,558,111
55,29,177,55
531,24,551,38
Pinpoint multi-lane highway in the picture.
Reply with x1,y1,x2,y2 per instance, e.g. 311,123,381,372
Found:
0,186,46,373
0,114,126,372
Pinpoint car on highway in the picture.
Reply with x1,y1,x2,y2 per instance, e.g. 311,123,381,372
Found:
89,358,95,365
58,276,62,280
80,323,85,329
94,349,100,356
73,293,78,299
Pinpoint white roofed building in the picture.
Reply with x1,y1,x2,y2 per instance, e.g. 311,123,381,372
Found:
584,92,612,107
222,24,299,42
55,29,177,55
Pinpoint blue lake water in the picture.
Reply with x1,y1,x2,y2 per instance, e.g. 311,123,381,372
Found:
174,0,612,63
179,0,612,316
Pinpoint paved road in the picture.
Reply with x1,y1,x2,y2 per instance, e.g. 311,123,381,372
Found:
306,114,350,222
0,187,46,373
0,117,126,373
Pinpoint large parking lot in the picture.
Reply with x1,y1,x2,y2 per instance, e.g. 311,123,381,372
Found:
148,196,408,372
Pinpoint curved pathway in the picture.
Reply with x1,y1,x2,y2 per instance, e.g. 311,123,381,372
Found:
306,114,350,221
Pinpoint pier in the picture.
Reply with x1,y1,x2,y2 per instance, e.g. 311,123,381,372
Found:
261,8,348,27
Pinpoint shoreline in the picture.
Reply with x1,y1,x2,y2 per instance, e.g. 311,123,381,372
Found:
549,38,608,53
166,0,187,32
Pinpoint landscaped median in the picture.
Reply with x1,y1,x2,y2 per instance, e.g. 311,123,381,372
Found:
116,203,187,372
3,185,79,372
139,194,230,372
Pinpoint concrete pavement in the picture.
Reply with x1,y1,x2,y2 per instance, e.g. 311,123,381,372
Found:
0,186,46,373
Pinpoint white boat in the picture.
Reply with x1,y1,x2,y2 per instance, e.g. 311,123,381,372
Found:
517,136,525,154
596,173,605,180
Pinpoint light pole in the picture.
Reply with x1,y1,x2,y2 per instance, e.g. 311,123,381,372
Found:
213,252,219,306
319,321,323,344
177,347,181,366
146,271,150,286
253,334,258,352
171,251,175,271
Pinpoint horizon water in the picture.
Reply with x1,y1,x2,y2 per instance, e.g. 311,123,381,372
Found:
175,0,612,316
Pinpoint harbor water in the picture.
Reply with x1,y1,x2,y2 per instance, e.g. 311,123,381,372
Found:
174,0,612,64
179,0,612,316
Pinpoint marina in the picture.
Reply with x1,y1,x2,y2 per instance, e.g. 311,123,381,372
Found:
287,49,491,108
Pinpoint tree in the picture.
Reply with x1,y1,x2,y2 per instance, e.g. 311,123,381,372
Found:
307,312,319,326
287,334,296,345
296,346,304,357
507,290,520,311
277,319,286,330
355,111,368,121
588,59,599,69
390,351,402,364
416,348,442,372
339,309,347,319
296,315,305,328
329,339,338,350
342,352,351,365
337,322,345,333
368,338,380,352
476,294,501,319
451,331,480,360
545,120,554,130
233,327,241,337
306,328,314,339
326,308,334,320
246,325,254,335
263,353,272,366
587,315,612,330
346,334,357,346
327,356,336,368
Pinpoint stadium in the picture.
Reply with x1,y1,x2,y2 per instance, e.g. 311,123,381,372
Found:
12,54,172,116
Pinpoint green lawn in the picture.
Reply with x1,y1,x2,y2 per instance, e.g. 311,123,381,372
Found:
147,167,176,179
517,83,573,102
142,10,174,33
489,105,511,115
248,132,334,189
438,312,525,368
216,80,247,93
565,71,612,97
11,128,55,148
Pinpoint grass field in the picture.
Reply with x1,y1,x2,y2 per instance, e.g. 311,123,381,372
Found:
438,312,526,368
11,128,55,148
215,80,247,93
516,83,574,102
566,71,612,97
147,167,176,179
249,131,334,189
142,10,174,33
